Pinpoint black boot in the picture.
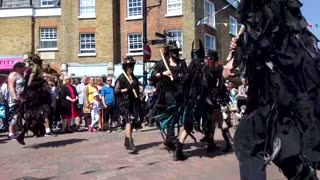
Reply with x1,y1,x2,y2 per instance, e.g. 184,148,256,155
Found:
207,138,218,153
172,138,187,161
222,129,234,152
128,138,136,151
164,137,176,151
16,131,26,145
124,137,136,151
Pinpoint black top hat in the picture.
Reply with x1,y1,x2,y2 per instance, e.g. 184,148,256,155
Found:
207,49,219,61
121,56,136,65
164,40,181,51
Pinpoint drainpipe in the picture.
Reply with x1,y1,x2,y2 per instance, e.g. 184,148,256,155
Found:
30,0,35,53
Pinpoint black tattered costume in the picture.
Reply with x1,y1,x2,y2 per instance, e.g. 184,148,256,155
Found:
15,54,52,145
115,57,141,151
233,0,320,179
152,41,231,160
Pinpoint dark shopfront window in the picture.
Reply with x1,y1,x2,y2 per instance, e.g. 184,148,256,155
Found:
0,71,9,85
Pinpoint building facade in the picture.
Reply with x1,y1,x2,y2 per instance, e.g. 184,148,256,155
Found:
0,0,119,77
119,0,240,74
0,0,239,79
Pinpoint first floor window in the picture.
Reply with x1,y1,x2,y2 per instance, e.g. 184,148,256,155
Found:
229,16,238,36
128,33,143,54
127,0,142,17
40,28,57,49
80,0,96,17
80,33,96,54
167,0,182,15
204,0,215,28
167,30,183,51
205,34,216,51
41,0,54,7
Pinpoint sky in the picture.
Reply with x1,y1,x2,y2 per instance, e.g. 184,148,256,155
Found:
301,0,320,39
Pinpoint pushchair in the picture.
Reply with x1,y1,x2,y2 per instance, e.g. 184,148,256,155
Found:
0,99,9,132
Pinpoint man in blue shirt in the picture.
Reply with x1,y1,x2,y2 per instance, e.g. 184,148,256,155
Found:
101,76,115,132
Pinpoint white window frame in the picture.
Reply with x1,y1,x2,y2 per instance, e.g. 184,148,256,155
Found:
166,0,183,17
79,0,96,19
205,33,216,51
41,0,54,7
79,33,96,56
127,33,143,56
204,0,216,29
38,27,58,51
229,15,238,36
126,0,143,20
166,30,183,53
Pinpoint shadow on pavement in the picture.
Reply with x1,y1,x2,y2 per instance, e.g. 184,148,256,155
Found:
26,138,88,149
184,140,234,159
13,176,57,180
129,141,163,154
81,170,99,175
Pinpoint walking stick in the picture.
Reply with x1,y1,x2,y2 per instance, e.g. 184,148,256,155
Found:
122,70,138,98
226,25,246,61
160,50,174,81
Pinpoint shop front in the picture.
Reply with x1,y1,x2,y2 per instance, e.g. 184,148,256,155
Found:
0,56,23,84
66,63,109,78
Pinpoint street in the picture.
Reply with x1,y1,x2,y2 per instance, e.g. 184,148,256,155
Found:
0,128,286,180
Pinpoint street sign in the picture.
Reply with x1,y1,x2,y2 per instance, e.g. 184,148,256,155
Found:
148,39,167,45
155,32,166,39
143,45,151,61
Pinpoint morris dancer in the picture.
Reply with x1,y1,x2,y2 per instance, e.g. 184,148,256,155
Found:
114,57,141,151
150,41,188,161
223,0,320,179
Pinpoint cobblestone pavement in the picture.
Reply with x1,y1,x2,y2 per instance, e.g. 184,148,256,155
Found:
0,128,286,180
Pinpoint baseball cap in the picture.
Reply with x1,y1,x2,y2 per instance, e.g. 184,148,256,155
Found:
12,61,26,70
93,91,99,97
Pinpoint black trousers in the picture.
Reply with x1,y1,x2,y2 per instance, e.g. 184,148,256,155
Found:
103,106,114,127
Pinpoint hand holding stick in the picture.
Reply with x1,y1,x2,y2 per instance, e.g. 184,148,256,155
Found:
160,50,174,81
122,70,138,98
226,25,246,61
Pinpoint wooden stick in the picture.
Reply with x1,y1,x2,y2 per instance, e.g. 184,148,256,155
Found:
226,25,246,61
122,70,138,98
160,50,174,81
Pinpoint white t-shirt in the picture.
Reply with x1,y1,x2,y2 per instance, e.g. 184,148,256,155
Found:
90,100,101,115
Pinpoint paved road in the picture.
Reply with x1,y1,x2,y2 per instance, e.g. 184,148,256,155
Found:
0,128,286,180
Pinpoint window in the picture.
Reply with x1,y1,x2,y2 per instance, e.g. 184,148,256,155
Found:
127,0,142,18
205,34,216,51
79,0,96,17
80,33,96,54
204,0,215,28
167,0,182,16
128,33,143,54
41,0,54,7
229,16,238,36
167,30,183,51
40,28,57,49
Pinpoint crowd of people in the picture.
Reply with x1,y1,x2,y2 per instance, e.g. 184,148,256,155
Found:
1,0,320,179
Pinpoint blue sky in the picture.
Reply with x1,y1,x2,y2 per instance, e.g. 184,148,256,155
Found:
301,0,320,39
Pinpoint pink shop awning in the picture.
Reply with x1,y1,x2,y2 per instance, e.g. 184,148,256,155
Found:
0,58,23,70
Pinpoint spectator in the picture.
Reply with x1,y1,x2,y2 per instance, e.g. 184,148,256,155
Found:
76,76,88,130
1,78,8,101
89,91,101,132
7,62,26,141
237,78,248,111
83,77,97,129
101,76,115,132
60,76,79,133
144,80,156,127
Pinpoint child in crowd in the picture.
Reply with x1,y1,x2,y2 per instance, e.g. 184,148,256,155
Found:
89,91,101,132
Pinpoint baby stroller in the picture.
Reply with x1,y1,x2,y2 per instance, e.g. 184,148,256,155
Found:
0,92,8,132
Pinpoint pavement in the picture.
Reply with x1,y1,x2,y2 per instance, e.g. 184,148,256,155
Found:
0,127,287,180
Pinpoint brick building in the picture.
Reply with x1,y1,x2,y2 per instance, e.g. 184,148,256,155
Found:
0,0,239,80
0,0,118,77
119,0,240,76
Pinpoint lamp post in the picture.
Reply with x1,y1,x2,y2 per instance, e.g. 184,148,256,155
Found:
142,0,148,88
